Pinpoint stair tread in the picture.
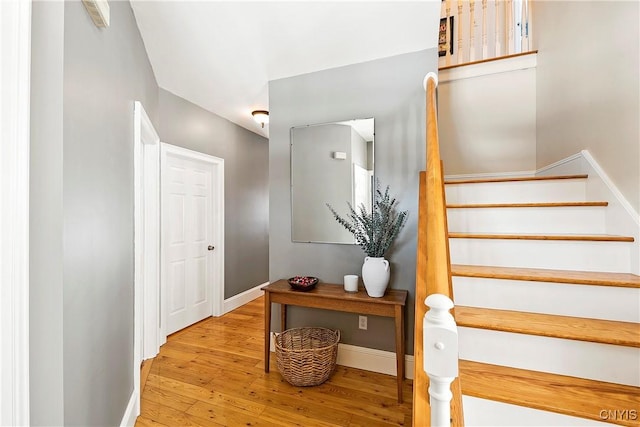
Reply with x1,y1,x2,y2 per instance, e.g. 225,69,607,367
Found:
449,232,635,242
451,264,640,288
459,360,640,426
455,306,640,347
447,201,608,208
445,174,588,185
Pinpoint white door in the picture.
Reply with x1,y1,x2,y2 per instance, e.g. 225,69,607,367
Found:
162,147,220,334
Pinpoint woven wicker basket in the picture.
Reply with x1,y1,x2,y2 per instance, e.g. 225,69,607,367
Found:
275,327,340,387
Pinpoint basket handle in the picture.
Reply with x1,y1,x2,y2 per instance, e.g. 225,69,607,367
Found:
335,329,341,342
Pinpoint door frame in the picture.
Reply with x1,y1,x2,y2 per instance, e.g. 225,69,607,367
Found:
160,143,225,341
0,1,31,424
133,101,160,416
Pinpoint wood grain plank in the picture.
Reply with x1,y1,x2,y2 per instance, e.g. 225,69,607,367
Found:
139,398,223,427
444,174,588,185
185,400,272,426
248,371,407,424
451,264,640,288
140,357,154,393
257,405,346,427
449,232,635,242
456,306,640,347
264,280,407,306
134,415,168,427
447,201,608,208
460,360,640,427
141,385,198,412
135,297,412,427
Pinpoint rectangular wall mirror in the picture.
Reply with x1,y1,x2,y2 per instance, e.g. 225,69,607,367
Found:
291,118,374,244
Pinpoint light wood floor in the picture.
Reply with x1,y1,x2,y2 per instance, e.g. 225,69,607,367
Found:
135,296,413,426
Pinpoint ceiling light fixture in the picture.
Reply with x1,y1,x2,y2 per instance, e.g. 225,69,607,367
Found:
252,110,269,128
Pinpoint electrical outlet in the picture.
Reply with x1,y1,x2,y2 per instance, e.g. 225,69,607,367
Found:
358,315,367,330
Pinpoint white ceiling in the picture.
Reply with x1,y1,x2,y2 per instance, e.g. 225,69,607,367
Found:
131,1,441,138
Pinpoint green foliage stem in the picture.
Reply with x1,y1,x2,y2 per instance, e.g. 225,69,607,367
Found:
327,180,408,258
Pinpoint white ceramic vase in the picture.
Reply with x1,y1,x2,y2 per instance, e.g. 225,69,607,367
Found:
361,256,390,297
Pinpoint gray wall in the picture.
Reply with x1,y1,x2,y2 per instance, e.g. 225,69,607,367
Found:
269,49,437,354
30,1,65,425
158,89,269,298
63,2,159,425
31,1,159,425
534,0,640,213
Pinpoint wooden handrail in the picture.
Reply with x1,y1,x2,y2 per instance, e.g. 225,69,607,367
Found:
413,74,464,426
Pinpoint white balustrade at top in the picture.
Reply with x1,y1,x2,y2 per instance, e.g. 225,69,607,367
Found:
438,0,532,67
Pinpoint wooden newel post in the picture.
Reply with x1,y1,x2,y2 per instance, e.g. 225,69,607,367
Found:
424,294,459,427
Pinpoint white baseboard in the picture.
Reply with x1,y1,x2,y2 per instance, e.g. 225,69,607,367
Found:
535,152,584,176
337,343,415,380
580,150,640,227
270,334,414,380
223,281,268,314
119,391,138,427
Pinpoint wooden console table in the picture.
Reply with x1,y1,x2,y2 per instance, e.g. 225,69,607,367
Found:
263,279,408,402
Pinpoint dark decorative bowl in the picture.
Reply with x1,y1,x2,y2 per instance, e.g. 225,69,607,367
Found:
288,276,319,291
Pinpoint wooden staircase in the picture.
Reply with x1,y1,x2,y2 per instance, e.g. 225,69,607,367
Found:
445,174,640,426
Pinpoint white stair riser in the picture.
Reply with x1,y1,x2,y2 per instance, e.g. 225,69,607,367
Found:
459,327,640,386
450,239,632,273
447,207,606,234
453,277,640,323
462,396,616,426
445,180,587,204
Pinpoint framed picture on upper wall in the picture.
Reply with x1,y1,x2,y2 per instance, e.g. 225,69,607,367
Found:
438,16,454,57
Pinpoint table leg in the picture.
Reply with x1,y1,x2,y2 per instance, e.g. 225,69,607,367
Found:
395,304,405,403
280,304,287,332
264,291,271,373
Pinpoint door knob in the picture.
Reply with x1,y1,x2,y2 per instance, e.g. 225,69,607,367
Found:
208,245,215,251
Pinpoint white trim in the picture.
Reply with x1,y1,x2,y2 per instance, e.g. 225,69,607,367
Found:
337,344,415,380
580,150,640,226
439,52,537,83
444,170,535,181
160,143,225,338
162,143,225,168
269,336,415,380
0,1,31,425
535,152,583,176
119,391,138,427
133,101,160,419
223,282,268,314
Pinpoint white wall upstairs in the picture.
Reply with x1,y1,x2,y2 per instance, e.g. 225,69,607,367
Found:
439,53,537,176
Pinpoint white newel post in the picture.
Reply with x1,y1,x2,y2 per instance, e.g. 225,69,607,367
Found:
423,294,459,427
